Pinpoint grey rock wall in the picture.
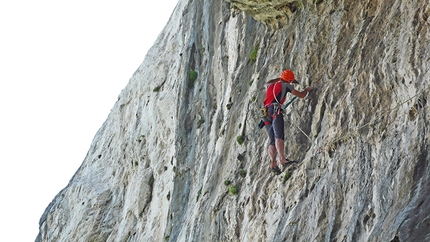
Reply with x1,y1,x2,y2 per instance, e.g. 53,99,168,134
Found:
37,0,430,241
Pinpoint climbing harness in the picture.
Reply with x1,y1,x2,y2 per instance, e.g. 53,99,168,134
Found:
257,96,297,132
259,81,291,129
257,80,299,131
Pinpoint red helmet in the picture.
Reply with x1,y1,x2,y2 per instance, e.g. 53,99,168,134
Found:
280,70,295,83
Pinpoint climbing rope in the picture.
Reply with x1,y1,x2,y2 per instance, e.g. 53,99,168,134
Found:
317,85,430,153
295,124,312,141
256,84,429,153
282,96,314,141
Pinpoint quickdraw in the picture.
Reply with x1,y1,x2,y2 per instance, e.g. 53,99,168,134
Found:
260,106,268,118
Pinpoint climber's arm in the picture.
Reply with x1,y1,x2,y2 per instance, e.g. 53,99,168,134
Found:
291,86,313,98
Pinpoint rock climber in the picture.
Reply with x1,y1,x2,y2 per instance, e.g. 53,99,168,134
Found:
262,70,313,175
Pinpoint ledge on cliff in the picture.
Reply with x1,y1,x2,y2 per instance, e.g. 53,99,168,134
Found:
226,0,305,27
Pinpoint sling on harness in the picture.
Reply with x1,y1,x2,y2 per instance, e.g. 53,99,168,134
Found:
282,96,297,109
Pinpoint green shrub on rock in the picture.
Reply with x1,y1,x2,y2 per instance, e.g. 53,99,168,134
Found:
229,185,238,195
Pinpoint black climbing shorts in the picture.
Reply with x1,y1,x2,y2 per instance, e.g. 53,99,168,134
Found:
265,106,284,145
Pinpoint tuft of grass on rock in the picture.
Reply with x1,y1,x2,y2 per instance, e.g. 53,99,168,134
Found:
239,169,247,178
236,135,245,145
229,185,238,195
197,118,205,128
189,70,198,86
250,43,259,62
282,171,292,184
196,188,202,202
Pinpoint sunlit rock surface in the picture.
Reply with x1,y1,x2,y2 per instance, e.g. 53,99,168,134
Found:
37,0,430,241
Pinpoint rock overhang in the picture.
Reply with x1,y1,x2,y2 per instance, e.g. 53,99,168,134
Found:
225,0,305,28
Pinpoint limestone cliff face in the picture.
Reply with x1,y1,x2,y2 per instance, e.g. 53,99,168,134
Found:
37,0,430,241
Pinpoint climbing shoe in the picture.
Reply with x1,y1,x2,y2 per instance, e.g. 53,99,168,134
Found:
281,159,299,170
271,166,282,175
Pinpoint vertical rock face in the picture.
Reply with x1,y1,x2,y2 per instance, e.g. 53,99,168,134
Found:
37,0,430,241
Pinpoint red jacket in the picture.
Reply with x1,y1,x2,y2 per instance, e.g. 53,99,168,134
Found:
263,81,294,106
